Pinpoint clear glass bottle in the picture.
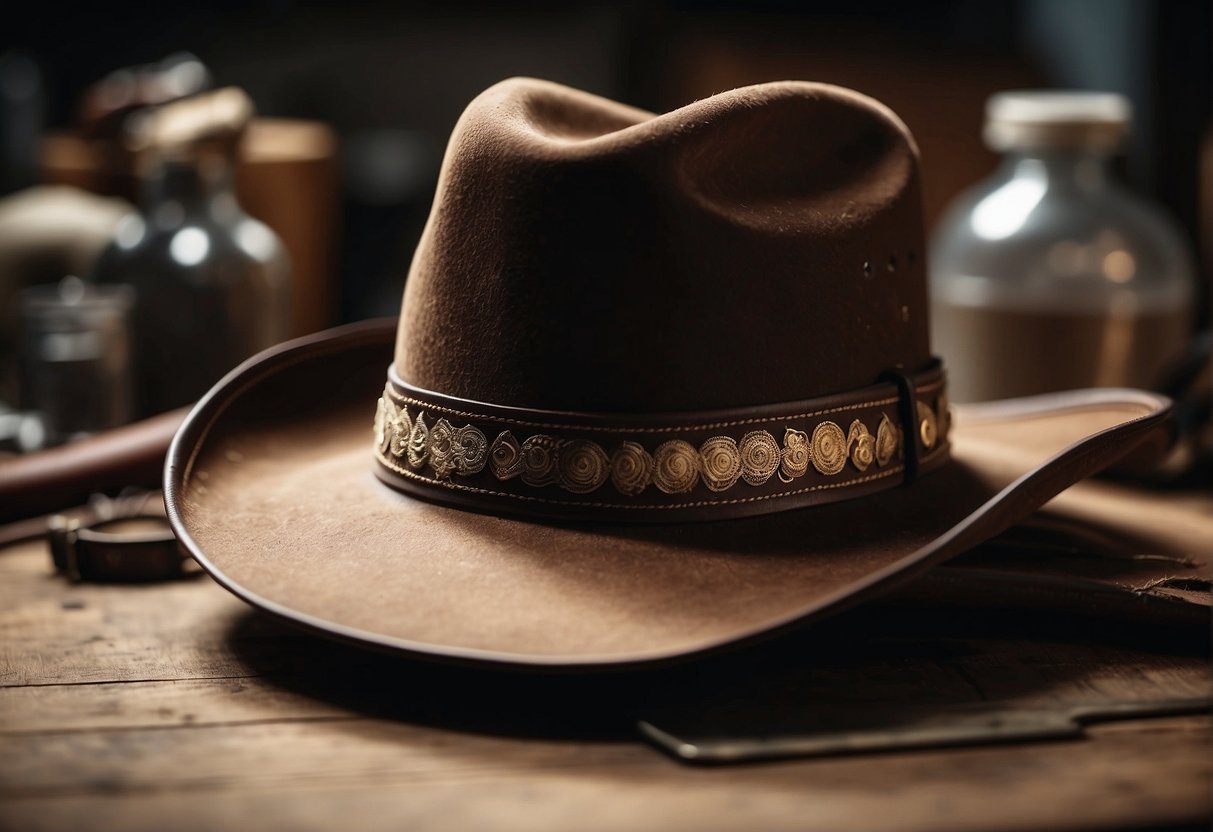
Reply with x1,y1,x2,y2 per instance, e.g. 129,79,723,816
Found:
930,91,1195,403
92,141,291,416
19,277,134,447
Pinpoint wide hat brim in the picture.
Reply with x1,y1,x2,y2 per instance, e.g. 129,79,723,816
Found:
166,320,1171,670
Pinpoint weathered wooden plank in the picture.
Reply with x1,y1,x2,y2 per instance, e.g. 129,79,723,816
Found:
0,717,647,795
0,540,287,687
4,630,1207,735
0,717,1206,832
0,677,353,734
1,480,1210,832
0,607,269,688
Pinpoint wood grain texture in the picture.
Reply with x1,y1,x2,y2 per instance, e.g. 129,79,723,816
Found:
0,718,1208,832
1,480,1210,832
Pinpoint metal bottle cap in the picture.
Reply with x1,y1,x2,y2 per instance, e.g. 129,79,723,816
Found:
983,90,1131,152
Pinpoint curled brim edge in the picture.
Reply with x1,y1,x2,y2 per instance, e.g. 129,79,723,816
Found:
165,320,1173,671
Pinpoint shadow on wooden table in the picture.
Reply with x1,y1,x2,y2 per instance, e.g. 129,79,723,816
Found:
222,584,1211,750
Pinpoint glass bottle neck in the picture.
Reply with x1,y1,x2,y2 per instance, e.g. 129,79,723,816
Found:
997,148,1115,191
140,153,239,225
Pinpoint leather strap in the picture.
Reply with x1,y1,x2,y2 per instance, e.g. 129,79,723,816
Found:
0,407,187,524
880,368,921,485
46,492,190,582
374,361,950,523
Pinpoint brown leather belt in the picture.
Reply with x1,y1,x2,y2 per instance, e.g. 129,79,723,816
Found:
374,361,949,523
44,491,192,582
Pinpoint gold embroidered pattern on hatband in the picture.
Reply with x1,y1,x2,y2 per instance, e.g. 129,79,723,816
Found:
372,382,946,499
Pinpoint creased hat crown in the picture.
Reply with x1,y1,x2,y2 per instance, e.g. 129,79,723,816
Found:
399,77,928,412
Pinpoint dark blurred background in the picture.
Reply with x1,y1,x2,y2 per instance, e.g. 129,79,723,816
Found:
2,0,1211,326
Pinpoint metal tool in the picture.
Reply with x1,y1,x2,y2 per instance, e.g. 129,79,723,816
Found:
639,697,1212,764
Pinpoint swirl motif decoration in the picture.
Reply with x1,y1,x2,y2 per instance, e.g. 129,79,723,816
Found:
429,418,457,478
780,429,810,481
739,430,780,486
610,442,653,495
917,400,938,450
374,396,392,455
810,421,847,476
390,404,412,460
936,392,950,443
454,425,488,475
699,436,742,492
847,420,875,472
407,413,430,469
375,393,942,496
652,440,700,494
489,431,524,480
376,393,412,460
557,440,611,494
875,414,899,467
521,435,562,487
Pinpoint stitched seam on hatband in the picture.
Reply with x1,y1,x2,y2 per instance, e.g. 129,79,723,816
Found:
386,372,945,433
385,392,910,433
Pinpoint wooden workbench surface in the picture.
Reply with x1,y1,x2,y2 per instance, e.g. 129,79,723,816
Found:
1,482,1210,832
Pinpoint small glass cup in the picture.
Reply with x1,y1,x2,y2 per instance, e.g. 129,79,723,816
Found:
19,277,135,447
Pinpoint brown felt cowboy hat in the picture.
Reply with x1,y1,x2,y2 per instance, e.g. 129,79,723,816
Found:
165,78,1170,669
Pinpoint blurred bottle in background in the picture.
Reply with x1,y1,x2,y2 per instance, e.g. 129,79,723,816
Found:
931,91,1195,403
77,52,211,141
19,276,134,448
92,88,290,417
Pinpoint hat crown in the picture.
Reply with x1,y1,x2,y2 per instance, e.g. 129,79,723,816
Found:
398,78,929,412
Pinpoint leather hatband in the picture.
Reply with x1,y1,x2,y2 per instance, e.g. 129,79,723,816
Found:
373,362,950,523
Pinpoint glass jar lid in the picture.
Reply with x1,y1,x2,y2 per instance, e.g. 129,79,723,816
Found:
983,90,1130,152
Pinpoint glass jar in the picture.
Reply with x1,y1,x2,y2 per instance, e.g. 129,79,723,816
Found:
930,91,1195,403
92,144,291,416
19,277,134,447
